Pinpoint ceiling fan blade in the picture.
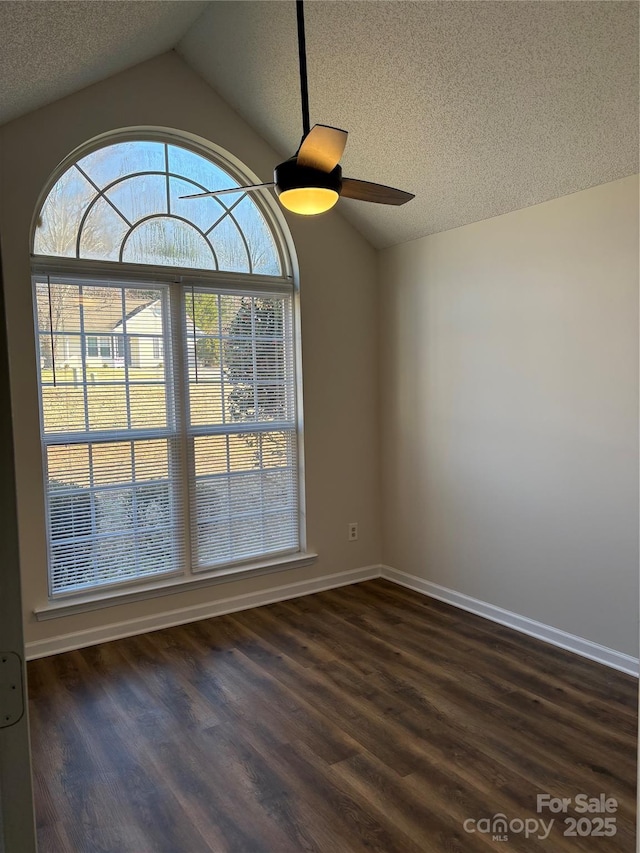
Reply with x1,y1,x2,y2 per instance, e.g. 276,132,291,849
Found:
180,183,275,200
297,124,348,172
340,178,414,205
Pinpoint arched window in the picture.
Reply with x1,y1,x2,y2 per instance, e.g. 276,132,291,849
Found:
34,139,282,275
32,134,304,599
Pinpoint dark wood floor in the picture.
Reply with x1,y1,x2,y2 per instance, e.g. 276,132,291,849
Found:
28,579,637,852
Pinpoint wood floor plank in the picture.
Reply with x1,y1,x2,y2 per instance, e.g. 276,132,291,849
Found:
360,581,638,708
309,587,638,793
28,580,637,851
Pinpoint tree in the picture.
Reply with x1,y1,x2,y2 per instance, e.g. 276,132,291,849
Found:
223,295,288,466
186,292,220,367
224,296,285,422
36,282,73,369
34,166,109,258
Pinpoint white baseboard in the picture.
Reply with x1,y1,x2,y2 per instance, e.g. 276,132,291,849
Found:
381,566,639,677
26,562,639,678
25,565,380,660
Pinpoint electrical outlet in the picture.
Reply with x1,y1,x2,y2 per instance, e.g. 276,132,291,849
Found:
348,522,358,541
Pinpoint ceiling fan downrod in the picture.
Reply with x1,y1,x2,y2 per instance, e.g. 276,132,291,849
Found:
296,0,311,139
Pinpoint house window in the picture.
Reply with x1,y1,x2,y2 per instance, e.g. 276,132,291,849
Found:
86,335,112,359
32,135,302,598
86,336,99,358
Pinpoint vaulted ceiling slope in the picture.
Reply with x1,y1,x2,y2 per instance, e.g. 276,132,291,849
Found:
1,2,637,249
178,1,639,248
0,1,206,124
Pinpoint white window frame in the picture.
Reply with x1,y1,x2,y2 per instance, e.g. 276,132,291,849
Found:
30,133,312,616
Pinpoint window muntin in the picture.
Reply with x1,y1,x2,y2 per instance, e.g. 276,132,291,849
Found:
34,140,282,276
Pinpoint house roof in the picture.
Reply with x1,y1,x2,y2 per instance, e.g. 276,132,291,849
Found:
111,299,158,331
35,280,153,337
2,2,637,249
112,299,205,336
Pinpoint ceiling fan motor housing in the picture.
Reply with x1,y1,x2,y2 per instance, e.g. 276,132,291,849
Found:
274,157,342,196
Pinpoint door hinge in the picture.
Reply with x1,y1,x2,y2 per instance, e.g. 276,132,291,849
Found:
0,652,24,728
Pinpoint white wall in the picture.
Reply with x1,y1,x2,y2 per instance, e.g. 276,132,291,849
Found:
380,176,639,656
0,52,381,650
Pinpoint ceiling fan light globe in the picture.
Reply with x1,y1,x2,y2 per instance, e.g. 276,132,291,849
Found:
274,159,342,216
279,187,339,215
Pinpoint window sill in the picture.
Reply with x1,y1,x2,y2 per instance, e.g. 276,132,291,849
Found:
34,552,318,621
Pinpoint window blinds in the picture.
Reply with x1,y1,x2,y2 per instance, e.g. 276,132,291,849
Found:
186,289,299,569
35,278,183,594
35,276,299,596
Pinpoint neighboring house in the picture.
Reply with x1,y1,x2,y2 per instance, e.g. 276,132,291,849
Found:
111,299,166,368
46,296,204,371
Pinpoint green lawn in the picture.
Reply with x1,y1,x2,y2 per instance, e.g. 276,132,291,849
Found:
41,366,286,485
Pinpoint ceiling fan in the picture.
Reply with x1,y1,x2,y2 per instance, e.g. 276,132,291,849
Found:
182,0,414,216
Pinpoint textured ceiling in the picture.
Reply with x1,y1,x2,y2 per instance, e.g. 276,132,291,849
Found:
0,1,206,126
178,1,639,248
1,2,637,249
